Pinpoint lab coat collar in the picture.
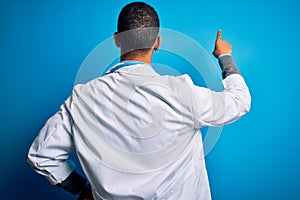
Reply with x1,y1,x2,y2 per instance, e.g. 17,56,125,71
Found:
109,62,160,77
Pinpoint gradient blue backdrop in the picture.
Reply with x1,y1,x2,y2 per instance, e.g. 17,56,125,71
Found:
1,0,300,199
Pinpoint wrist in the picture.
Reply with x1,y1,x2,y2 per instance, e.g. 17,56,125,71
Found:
57,170,87,195
218,55,241,79
217,53,232,59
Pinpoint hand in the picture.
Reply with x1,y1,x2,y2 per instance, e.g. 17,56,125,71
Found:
213,30,232,58
77,184,94,200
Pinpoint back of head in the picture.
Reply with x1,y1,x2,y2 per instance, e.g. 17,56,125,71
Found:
117,2,160,56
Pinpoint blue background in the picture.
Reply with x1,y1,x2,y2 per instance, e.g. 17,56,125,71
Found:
1,0,300,199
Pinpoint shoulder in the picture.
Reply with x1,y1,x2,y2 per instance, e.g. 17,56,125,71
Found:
160,73,194,85
72,76,103,96
175,74,194,84
164,74,196,89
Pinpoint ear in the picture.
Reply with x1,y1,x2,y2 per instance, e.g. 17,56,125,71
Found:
114,32,120,48
154,36,162,51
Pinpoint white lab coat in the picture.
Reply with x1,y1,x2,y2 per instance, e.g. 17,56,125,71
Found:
28,62,251,199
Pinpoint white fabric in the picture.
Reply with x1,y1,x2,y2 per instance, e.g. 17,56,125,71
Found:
28,63,251,199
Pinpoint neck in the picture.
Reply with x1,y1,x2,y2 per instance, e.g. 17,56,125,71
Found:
120,51,153,64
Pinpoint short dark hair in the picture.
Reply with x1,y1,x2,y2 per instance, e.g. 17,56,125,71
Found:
117,2,160,56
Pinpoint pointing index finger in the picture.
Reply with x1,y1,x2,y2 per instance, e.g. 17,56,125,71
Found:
216,29,222,40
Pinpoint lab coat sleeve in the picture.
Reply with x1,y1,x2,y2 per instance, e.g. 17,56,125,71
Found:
191,59,251,128
27,96,76,185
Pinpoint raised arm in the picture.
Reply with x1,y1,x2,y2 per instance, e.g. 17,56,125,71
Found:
192,30,251,128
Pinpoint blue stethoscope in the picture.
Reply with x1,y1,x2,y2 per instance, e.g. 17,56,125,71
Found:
105,61,145,74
